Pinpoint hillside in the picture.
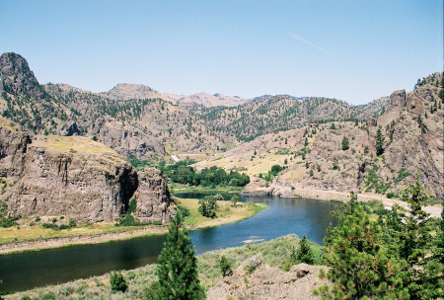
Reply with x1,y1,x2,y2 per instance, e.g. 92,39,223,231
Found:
195,72,444,201
1,52,441,199
1,52,389,160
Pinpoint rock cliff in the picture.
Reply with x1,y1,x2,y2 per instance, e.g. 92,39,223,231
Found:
207,260,329,300
134,168,173,224
0,52,45,98
0,127,173,223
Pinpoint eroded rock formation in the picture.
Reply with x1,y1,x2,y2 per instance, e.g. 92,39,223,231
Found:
0,127,173,223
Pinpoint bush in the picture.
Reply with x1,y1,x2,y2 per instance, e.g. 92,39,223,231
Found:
219,255,233,277
142,281,158,299
118,214,140,226
198,197,218,218
68,219,76,228
177,206,191,218
109,271,127,293
41,292,56,300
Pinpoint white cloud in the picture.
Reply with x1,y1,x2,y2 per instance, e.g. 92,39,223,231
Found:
290,34,333,56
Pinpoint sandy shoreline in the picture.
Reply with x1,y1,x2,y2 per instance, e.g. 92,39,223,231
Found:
288,188,442,218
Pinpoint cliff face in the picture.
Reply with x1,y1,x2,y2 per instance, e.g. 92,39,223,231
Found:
0,120,31,177
134,168,173,224
0,52,45,98
0,130,173,223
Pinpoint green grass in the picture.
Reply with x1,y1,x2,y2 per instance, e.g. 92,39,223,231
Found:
6,234,321,300
169,183,245,194
176,197,266,227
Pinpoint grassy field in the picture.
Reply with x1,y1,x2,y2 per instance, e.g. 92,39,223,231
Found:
176,197,267,227
192,149,297,177
5,234,321,300
169,183,245,195
0,217,151,244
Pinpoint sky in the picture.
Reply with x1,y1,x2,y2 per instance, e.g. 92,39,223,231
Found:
1,0,442,105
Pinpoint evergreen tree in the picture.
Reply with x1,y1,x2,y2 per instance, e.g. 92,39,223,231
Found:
304,137,309,146
398,182,442,299
341,136,349,150
155,213,205,300
296,235,315,265
375,128,385,156
318,192,409,299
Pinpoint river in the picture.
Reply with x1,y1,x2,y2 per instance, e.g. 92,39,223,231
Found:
0,195,339,294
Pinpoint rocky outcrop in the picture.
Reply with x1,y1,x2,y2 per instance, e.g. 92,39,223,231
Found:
390,89,406,107
134,168,174,223
0,52,45,98
0,134,173,223
207,260,330,300
0,120,31,177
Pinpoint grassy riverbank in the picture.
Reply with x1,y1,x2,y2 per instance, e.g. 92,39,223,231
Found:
5,234,320,299
0,197,266,255
169,182,245,195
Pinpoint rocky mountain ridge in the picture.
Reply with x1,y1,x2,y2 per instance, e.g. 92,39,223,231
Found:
1,52,390,159
1,52,441,201
196,73,444,200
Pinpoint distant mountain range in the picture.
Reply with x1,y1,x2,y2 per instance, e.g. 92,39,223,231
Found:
0,51,442,201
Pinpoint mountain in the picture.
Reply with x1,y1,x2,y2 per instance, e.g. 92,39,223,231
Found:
195,72,444,200
0,52,45,99
99,83,159,100
0,52,390,161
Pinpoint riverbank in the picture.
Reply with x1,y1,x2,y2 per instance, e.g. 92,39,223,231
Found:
242,182,442,218
0,198,266,255
4,234,323,300
169,183,245,195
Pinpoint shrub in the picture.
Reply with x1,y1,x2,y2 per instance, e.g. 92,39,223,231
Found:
142,281,158,299
41,292,56,300
177,206,191,218
109,271,127,293
219,255,233,277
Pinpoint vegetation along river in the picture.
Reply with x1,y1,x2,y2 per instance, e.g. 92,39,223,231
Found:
0,195,339,294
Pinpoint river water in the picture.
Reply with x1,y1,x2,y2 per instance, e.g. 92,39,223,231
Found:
0,195,339,294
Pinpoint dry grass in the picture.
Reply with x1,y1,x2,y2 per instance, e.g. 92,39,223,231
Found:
0,116,17,131
32,135,126,165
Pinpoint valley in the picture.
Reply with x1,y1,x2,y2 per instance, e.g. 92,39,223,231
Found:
0,51,443,298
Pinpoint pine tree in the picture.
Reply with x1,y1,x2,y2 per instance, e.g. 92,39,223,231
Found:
341,136,349,150
398,182,442,299
375,128,385,156
296,235,315,265
318,192,409,299
304,137,308,147
155,213,205,300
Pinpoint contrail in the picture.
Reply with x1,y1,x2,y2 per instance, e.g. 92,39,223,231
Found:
289,34,333,56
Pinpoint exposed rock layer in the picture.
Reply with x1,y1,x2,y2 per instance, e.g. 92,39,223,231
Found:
207,261,329,300
0,129,173,223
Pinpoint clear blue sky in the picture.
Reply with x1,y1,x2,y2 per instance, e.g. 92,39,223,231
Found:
1,0,442,104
